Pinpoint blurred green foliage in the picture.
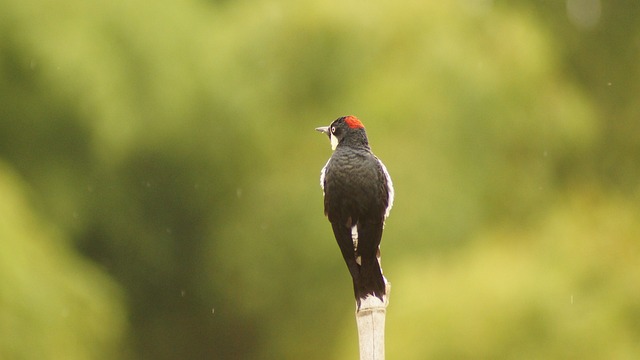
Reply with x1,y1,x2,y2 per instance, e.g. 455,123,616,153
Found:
1,0,639,358
0,163,127,359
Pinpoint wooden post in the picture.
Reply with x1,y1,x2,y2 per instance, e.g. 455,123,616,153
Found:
355,285,389,360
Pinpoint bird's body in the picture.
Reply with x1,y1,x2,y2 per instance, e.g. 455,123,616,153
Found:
317,116,393,308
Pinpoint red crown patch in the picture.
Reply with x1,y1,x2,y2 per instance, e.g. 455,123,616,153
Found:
344,116,364,129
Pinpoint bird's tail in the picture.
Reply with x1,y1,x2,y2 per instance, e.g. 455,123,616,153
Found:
357,255,386,303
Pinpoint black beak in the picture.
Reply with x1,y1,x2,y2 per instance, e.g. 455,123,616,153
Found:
315,126,331,138
315,126,329,134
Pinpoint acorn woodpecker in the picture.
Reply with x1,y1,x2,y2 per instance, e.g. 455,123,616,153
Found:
316,116,394,308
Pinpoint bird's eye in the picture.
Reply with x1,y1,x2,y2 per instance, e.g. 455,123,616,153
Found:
331,126,336,133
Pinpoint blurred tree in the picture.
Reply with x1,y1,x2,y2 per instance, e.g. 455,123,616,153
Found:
384,189,640,359
516,0,640,189
1,0,639,358
0,162,128,359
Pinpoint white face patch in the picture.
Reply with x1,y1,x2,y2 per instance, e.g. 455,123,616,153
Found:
330,134,339,150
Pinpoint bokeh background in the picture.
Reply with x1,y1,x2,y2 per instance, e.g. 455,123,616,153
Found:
2,0,640,358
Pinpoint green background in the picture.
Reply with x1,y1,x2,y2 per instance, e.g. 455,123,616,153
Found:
2,0,639,358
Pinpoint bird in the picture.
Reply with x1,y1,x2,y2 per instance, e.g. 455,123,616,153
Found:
316,115,394,309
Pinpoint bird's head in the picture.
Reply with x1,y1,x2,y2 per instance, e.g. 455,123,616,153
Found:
316,115,368,150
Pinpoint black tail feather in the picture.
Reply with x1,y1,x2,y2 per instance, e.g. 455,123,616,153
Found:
330,222,361,296
355,220,386,303
331,220,387,306
357,256,385,301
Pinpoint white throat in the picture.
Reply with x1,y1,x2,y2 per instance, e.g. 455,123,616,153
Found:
330,134,339,150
